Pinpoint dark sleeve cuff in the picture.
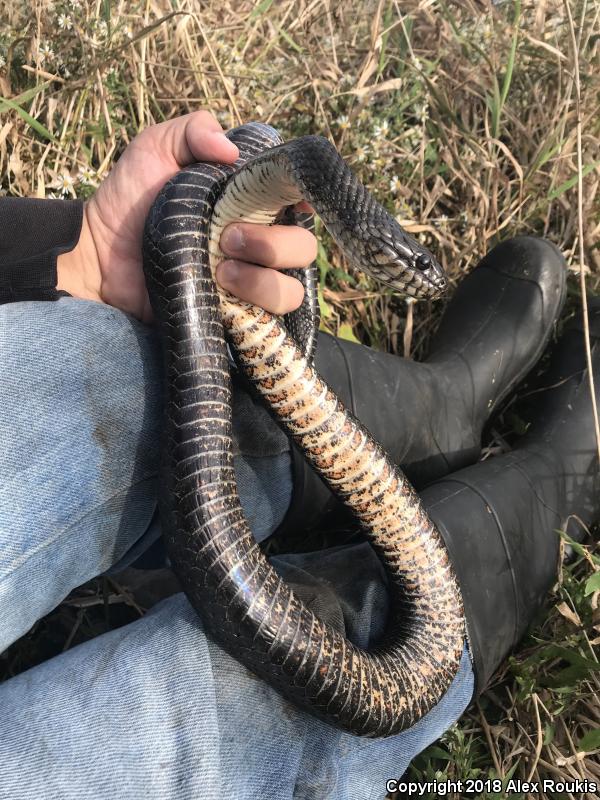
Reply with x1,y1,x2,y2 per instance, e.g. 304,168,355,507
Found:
0,197,83,303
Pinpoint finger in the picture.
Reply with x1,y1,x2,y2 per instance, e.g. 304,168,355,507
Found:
147,110,239,167
220,223,317,270
216,260,305,315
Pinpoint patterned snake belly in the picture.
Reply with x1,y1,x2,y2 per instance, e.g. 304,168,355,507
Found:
142,122,465,737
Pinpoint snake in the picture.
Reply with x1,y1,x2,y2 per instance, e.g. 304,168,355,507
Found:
142,122,465,738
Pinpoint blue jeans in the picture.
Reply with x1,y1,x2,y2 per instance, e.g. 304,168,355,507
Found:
0,299,474,799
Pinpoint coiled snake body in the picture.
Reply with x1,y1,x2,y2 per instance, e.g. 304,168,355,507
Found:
143,123,465,737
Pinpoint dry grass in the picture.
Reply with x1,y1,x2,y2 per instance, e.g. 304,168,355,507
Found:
1,0,600,797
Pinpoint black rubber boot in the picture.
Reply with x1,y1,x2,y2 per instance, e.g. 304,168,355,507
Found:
423,298,600,694
278,236,567,537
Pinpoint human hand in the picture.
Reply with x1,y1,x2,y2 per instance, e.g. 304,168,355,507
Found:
57,111,316,323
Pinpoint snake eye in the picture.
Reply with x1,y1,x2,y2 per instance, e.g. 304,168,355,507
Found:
416,253,431,270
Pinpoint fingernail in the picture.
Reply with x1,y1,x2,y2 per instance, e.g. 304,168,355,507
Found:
221,225,245,255
217,260,239,285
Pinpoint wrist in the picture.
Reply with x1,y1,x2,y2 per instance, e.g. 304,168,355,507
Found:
56,202,102,301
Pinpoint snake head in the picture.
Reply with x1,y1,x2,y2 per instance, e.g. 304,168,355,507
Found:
280,135,448,301
364,223,448,300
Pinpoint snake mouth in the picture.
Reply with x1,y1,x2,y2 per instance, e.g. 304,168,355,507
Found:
367,236,447,300
404,249,448,298
407,258,448,298
371,256,448,299
403,273,447,298
421,269,448,297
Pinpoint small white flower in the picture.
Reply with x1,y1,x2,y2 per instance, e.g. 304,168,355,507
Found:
355,145,369,162
389,175,402,195
58,13,73,30
337,114,350,131
54,172,75,195
0,55,5,69
415,103,428,124
78,165,97,186
358,108,370,125
374,119,390,138
98,20,108,38
46,191,58,199
38,43,54,63
481,22,493,43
